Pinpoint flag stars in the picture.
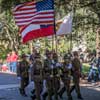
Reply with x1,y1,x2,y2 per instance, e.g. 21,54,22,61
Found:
36,0,54,11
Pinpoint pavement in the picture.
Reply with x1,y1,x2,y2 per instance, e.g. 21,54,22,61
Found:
0,72,100,100
0,72,32,100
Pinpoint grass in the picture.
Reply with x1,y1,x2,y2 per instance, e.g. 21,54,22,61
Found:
82,63,98,75
82,63,90,75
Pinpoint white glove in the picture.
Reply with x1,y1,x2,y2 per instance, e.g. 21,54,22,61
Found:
31,81,34,85
43,80,46,87
30,64,33,68
56,63,61,67
17,77,21,80
68,63,72,69
51,65,54,69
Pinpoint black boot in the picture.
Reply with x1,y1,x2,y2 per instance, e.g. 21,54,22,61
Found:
77,95,83,100
31,89,35,94
22,90,27,97
19,88,22,95
58,86,66,99
58,92,63,99
42,92,48,100
31,95,36,100
70,85,75,94
19,89,27,96
19,88,27,96
68,96,73,100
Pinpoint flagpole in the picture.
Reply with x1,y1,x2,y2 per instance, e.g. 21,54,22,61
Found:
55,33,58,53
53,1,57,53
54,18,58,54
53,1,59,100
69,0,75,52
52,35,54,51
52,20,57,53
51,0,57,52
70,32,73,51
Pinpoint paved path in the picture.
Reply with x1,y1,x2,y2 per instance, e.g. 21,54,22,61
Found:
0,72,31,100
0,72,19,85
0,72,100,100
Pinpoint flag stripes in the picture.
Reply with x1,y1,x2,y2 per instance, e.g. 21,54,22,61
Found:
13,0,55,43
13,2,35,11
13,1,54,26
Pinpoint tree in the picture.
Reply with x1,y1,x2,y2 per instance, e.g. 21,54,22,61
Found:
0,0,100,54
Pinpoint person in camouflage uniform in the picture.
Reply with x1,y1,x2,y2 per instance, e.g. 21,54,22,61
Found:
17,54,29,96
70,51,83,100
58,54,72,100
43,52,54,100
52,50,60,100
31,53,43,100
29,47,37,96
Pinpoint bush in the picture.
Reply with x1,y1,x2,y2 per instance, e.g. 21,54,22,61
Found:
82,63,90,75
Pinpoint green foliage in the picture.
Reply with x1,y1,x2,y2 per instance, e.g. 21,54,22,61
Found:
0,45,11,60
82,63,90,74
85,32,96,50
0,0,100,57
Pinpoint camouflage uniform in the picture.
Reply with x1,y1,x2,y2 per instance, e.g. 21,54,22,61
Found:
59,55,72,100
43,53,54,100
17,54,29,96
43,51,60,100
71,51,83,99
52,52,60,100
29,48,37,96
52,65,60,100
31,53,43,100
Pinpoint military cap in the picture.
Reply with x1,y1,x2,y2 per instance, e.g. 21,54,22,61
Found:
21,54,27,58
64,54,71,60
34,53,41,58
46,51,52,55
73,51,79,56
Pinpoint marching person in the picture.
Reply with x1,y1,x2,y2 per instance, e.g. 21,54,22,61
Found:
17,54,29,96
52,51,60,100
31,53,43,100
29,47,37,95
58,54,72,100
43,52,54,100
70,51,83,99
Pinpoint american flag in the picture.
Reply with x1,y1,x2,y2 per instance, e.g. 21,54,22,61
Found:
13,0,55,43
13,0,54,26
